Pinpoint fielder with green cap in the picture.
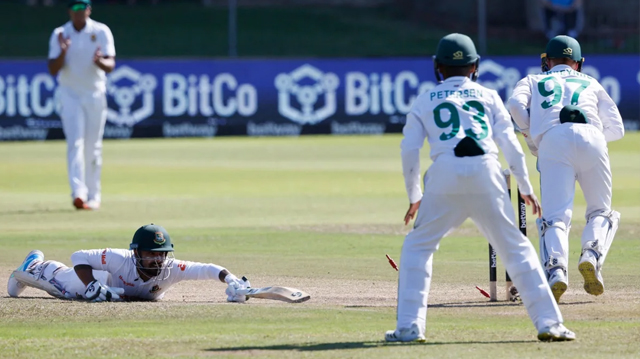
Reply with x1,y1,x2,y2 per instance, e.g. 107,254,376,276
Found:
507,35,625,303
7,224,250,303
48,0,116,211
385,33,575,343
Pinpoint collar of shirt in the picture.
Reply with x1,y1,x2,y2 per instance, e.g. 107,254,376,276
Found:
66,18,94,34
443,76,471,83
548,64,574,72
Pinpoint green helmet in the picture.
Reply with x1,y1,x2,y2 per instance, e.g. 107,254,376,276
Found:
433,33,481,82
435,33,480,66
541,35,584,72
545,35,582,61
129,223,174,252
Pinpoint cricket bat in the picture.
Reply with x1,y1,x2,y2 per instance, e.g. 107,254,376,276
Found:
240,277,310,303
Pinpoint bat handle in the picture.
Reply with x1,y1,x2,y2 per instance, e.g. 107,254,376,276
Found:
242,276,249,282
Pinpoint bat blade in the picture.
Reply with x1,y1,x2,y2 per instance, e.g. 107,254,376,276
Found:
243,286,311,303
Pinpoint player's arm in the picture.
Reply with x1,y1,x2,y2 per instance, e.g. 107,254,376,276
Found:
173,260,249,303
74,264,95,286
596,85,625,142
71,249,106,284
506,77,532,133
506,77,538,155
94,26,116,73
400,107,427,224
71,249,125,302
47,29,67,76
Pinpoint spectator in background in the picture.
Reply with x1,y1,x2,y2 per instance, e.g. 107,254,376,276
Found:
541,0,583,39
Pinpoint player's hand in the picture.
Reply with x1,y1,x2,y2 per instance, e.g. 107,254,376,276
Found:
404,201,421,225
520,193,542,218
58,33,71,53
224,274,250,303
93,46,103,65
83,280,125,302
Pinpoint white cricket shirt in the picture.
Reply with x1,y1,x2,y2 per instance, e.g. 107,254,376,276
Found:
401,76,533,203
71,248,226,301
48,18,115,93
507,64,624,148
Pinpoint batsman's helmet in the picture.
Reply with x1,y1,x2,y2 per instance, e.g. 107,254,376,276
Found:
433,33,481,82
541,35,584,72
130,223,174,252
130,224,174,280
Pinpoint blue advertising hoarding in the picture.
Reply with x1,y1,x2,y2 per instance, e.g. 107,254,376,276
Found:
0,56,637,140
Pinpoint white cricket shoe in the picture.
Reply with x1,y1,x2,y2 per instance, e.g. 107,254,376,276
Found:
86,200,101,210
385,324,426,343
578,249,604,296
548,268,568,303
7,250,44,297
537,323,576,342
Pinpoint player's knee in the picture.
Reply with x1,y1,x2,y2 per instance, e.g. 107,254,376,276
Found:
538,217,569,235
585,209,617,223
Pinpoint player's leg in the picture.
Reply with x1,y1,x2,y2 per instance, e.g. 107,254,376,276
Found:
574,126,619,296
10,257,76,299
82,92,108,209
7,250,44,297
59,87,88,208
469,169,570,338
387,159,468,342
52,267,112,299
387,193,466,342
537,129,576,300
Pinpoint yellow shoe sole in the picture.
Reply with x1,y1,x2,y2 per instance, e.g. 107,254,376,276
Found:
579,261,604,296
550,281,567,303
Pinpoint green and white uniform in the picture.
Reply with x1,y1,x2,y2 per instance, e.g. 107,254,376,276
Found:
397,75,564,337
507,64,624,280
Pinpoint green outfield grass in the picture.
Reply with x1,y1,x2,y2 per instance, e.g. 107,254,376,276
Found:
0,134,638,358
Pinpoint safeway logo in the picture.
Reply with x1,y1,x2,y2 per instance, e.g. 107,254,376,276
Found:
101,249,107,265
177,262,186,271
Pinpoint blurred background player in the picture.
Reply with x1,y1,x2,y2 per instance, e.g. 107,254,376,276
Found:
7,223,250,302
540,0,583,39
48,0,116,210
506,35,624,303
386,33,574,343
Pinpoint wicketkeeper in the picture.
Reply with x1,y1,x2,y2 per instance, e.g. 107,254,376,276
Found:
506,35,624,303
7,224,250,302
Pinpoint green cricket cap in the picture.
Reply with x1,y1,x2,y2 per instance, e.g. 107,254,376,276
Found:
130,224,174,252
545,35,582,61
435,33,480,66
68,0,91,10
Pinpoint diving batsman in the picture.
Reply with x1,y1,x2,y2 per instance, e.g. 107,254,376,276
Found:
7,224,250,302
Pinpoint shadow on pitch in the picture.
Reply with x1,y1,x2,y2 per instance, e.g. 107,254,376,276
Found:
346,300,593,309
205,339,535,352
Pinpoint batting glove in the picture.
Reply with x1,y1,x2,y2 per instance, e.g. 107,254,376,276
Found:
224,274,250,303
84,280,125,302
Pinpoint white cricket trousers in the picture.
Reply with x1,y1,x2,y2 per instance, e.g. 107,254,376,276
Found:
396,154,563,336
58,85,107,203
537,123,612,271
35,260,111,299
